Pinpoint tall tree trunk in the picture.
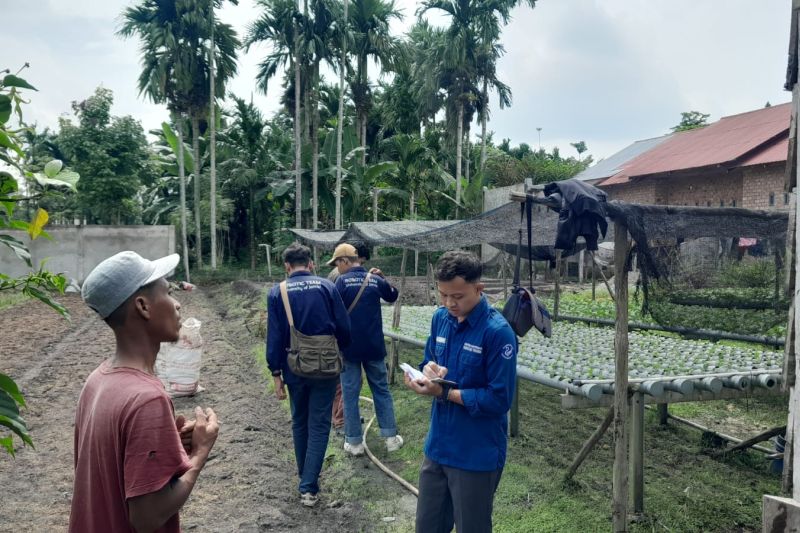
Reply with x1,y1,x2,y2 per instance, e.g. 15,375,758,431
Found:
480,78,488,172
359,56,367,167
335,0,347,230
249,185,256,270
176,115,191,282
294,53,302,228
191,116,203,268
465,121,471,185
209,7,218,269
312,61,320,230
455,102,464,214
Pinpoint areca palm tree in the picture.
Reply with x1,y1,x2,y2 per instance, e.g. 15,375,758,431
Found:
181,1,239,268
348,0,402,166
246,0,304,228
118,0,195,280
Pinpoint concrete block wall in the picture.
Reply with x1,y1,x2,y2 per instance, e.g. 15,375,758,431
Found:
601,162,789,210
0,225,176,283
482,183,526,263
657,172,743,207
742,164,792,210
603,180,657,204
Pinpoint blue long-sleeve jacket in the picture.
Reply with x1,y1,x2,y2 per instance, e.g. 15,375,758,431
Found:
266,271,352,384
335,266,399,362
420,297,517,472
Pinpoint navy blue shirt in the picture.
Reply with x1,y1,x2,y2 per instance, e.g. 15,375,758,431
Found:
335,266,399,362
420,297,517,472
266,271,352,384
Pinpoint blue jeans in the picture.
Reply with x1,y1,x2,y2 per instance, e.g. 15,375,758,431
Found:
340,358,398,445
287,378,338,494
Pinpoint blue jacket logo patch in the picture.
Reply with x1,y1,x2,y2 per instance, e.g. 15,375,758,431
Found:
501,344,514,359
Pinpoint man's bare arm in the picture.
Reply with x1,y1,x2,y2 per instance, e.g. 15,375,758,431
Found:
128,407,218,532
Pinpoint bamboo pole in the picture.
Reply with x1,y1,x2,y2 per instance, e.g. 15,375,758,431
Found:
564,407,614,482
612,220,630,532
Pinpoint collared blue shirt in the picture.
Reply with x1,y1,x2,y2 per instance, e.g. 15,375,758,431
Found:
420,296,517,472
335,266,399,362
266,271,352,384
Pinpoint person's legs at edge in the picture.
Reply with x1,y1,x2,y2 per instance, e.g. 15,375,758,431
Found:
362,359,398,438
415,456,454,533
332,382,344,431
341,359,364,445
299,378,338,494
447,464,503,533
287,382,311,480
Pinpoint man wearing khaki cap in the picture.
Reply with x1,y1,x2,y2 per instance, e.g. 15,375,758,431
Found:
69,251,219,533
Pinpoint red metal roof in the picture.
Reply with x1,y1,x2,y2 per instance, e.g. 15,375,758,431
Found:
740,136,789,167
601,102,790,186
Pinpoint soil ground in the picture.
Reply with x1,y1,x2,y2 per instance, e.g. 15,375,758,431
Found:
0,285,416,532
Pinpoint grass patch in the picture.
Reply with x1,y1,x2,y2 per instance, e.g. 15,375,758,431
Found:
0,290,29,311
375,345,783,532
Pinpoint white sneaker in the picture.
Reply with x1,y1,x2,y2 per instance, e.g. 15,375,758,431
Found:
344,441,365,456
386,435,404,452
300,492,319,507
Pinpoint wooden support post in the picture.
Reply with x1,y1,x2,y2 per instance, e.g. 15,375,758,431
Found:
510,376,520,438
612,220,630,532
591,250,616,302
564,407,614,482
554,250,562,318
712,426,786,456
579,249,585,284
657,403,669,426
631,392,645,518
389,249,408,384
502,253,509,301
592,261,597,301
389,339,399,385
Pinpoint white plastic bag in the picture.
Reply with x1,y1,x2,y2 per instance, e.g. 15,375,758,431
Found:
156,318,203,397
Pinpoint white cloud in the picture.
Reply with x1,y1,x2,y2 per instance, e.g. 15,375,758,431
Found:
2,0,792,163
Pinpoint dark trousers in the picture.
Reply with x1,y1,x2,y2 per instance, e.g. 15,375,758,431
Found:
287,378,337,494
415,455,503,533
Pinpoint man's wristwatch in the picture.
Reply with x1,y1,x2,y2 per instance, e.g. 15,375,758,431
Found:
271,370,282,377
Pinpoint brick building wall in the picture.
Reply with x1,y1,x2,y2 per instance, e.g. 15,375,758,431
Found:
656,172,743,207
599,162,789,210
603,180,657,204
741,163,790,210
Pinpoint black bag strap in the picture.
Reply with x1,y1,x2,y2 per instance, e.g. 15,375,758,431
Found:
526,196,533,288
513,202,523,288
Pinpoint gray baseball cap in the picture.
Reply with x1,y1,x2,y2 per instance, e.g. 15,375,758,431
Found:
81,251,180,319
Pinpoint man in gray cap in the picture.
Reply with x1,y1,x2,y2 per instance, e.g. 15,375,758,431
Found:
69,251,219,533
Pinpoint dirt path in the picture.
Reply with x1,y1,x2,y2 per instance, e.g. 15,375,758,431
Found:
0,286,410,532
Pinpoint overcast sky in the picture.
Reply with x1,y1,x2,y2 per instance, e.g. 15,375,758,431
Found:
2,0,791,162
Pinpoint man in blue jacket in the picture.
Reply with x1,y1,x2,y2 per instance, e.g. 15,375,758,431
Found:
405,250,517,533
267,242,351,508
330,242,404,456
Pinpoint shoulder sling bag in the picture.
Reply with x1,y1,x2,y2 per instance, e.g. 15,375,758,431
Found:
279,281,343,379
502,196,552,338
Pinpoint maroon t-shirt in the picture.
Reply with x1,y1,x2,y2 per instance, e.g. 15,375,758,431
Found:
69,360,192,532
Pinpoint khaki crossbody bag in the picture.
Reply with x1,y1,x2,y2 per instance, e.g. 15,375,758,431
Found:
280,281,343,379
